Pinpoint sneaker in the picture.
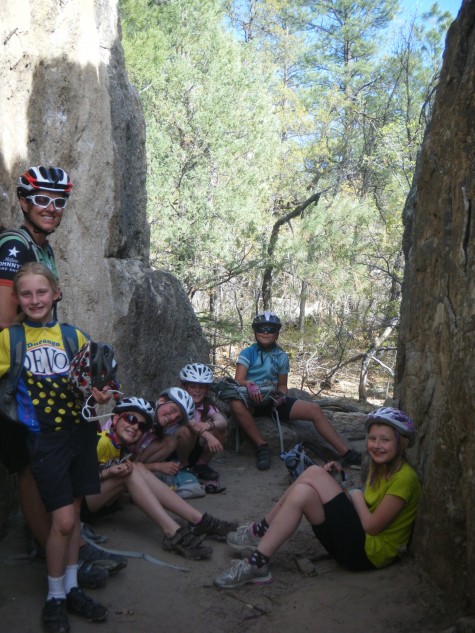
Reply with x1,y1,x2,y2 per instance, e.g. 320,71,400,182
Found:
226,523,261,551
256,443,271,470
66,587,108,622
193,463,219,481
162,526,213,560
339,448,362,468
77,559,109,589
42,598,70,633
191,513,238,540
79,542,128,573
214,559,272,589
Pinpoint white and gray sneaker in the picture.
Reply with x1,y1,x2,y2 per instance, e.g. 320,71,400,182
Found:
214,559,272,589
226,524,261,551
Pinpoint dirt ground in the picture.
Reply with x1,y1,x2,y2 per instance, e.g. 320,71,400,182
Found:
0,446,455,633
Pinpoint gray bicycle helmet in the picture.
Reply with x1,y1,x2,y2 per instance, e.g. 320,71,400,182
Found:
179,363,214,384
365,407,416,447
252,311,282,330
17,166,72,198
159,387,195,422
113,397,155,428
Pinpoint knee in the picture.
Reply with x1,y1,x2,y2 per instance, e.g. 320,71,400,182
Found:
298,464,326,483
52,515,76,538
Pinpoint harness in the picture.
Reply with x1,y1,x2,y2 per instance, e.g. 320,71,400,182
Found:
0,227,58,278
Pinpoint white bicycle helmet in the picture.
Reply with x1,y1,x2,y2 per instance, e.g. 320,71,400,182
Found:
17,165,72,198
113,397,155,428
179,363,214,384
365,407,416,447
159,387,195,422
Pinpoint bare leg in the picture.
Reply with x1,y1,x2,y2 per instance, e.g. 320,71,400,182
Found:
46,503,76,578
86,468,182,537
17,467,51,548
134,463,203,524
176,426,197,465
289,400,349,456
257,466,343,558
230,400,265,447
136,435,176,464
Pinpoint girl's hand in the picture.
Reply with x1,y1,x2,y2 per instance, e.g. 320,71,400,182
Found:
109,460,133,478
204,434,223,453
192,421,208,435
156,461,180,475
91,386,112,405
323,461,342,475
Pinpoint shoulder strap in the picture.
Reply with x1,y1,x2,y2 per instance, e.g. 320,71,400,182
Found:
0,228,31,249
5,324,27,396
60,323,79,360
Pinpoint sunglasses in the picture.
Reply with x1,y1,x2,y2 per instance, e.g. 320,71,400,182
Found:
255,325,279,334
27,194,68,210
119,413,149,433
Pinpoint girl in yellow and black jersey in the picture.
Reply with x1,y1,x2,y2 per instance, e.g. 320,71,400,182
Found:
0,262,111,631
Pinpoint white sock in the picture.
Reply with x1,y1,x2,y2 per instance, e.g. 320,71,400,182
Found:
64,564,78,595
47,574,66,601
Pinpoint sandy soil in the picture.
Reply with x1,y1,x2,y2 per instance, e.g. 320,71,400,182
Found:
0,445,454,633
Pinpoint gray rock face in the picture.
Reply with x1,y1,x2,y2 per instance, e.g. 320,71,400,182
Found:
0,2,208,524
0,1,209,395
396,0,475,612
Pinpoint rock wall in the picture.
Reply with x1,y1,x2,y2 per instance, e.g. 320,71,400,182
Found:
396,0,475,612
0,1,208,522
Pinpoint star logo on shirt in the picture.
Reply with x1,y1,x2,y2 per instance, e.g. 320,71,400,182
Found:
8,246,20,258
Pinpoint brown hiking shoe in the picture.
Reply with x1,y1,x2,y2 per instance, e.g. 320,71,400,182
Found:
162,526,213,560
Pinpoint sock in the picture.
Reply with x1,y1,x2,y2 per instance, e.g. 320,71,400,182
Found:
249,549,270,569
193,512,209,526
253,518,269,538
64,564,78,595
47,574,66,601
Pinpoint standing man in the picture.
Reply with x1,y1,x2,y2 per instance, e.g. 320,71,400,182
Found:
0,166,123,588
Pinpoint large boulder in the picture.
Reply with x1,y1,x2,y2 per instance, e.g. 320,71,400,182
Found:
396,0,474,612
0,1,208,526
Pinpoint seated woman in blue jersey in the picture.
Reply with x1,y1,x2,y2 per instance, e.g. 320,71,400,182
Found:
229,311,361,470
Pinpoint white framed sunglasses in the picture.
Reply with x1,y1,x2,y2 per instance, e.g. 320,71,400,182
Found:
27,194,68,210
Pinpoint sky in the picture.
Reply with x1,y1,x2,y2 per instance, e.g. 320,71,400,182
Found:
401,0,462,17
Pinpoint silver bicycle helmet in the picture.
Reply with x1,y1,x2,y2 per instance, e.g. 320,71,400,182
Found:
365,407,416,447
159,387,195,422
179,363,214,384
113,397,155,428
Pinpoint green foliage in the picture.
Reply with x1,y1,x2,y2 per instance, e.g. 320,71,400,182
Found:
120,0,452,392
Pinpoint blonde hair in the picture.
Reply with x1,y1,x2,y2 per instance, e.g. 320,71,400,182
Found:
13,262,59,295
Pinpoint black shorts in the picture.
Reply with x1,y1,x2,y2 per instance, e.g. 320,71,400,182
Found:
312,492,376,571
28,423,100,512
0,417,30,474
254,396,297,420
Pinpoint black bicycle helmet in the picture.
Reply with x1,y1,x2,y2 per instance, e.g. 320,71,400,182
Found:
89,342,118,391
17,166,72,198
252,311,282,330
113,397,155,428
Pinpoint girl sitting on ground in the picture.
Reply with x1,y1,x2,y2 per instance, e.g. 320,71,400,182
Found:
214,407,421,588
85,397,237,560
176,363,228,492
127,387,195,479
